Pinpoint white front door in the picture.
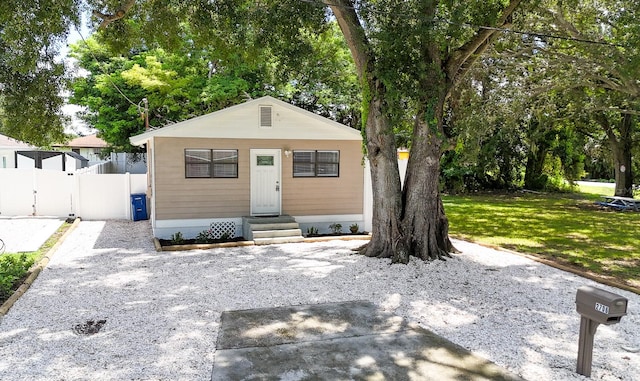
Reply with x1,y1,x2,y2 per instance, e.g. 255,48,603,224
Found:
250,149,281,216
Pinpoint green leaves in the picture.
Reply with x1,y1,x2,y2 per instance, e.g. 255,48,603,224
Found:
70,21,360,150
0,254,35,301
0,0,80,145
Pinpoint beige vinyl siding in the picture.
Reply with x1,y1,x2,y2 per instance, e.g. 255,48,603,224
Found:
282,141,363,216
155,137,248,219
154,137,364,220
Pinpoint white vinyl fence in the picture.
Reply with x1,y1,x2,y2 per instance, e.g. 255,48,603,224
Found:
0,168,147,220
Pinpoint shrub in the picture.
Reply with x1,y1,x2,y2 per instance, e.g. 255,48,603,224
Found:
170,232,185,245
194,230,212,244
0,254,35,300
329,223,342,234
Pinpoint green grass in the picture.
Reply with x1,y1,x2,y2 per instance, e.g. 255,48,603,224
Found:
576,183,615,198
443,192,640,289
0,221,71,304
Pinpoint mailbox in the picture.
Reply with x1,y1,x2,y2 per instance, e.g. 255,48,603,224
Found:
576,286,628,324
575,286,628,377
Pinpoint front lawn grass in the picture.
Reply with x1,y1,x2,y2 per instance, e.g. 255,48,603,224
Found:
443,192,640,290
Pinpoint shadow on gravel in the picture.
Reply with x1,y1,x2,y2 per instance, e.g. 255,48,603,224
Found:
93,220,154,250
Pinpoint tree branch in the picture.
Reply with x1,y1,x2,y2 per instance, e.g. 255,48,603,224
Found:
591,107,640,116
445,0,522,83
574,126,600,140
547,8,583,39
93,0,137,29
594,111,619,144
324,0,370,80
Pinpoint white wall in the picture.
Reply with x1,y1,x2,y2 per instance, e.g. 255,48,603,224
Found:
16,154,35,169
0,168,146,219
0,150,16,168
35,169,74,216
361,156,408,233
42,154,64,171
78,147,104,164
0,169,35,215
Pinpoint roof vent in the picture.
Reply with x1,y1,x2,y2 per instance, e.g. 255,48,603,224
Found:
260,106,272,127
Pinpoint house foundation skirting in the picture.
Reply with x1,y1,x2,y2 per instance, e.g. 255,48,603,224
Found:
294,214,365,236
154,218,243,240
153,214,365,240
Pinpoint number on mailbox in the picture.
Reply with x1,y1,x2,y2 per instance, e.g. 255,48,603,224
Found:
594,302,609,314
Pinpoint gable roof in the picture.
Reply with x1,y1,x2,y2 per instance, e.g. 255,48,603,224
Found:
0,133,33,149
129,96,361,146
54,134,108,149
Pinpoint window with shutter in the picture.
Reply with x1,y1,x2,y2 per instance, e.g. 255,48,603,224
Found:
185,149,238,178
293,150,339,177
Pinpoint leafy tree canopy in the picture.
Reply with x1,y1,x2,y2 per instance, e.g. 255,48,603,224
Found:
0,0,80,146
69,20,359,151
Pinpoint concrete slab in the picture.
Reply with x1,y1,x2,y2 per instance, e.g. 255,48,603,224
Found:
212,301,524,381
0,217,65,253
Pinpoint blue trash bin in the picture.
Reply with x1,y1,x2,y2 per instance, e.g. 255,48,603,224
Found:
131,193,148,221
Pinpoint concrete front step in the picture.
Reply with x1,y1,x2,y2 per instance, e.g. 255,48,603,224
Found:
254,236,305,245
243,215,303,243
252,229,303,239
249,222,300,231
245,215,296,224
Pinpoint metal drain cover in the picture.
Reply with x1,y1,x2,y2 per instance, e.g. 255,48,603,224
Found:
72,319,106,335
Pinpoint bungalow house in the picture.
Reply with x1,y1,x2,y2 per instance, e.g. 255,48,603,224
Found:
0,133,33,168
129,96,366,242
53,134,108,165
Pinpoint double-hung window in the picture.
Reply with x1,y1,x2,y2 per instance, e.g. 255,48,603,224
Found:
293,150,339,177
185,149,238,178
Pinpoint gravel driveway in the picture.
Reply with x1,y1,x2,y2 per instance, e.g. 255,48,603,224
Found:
0,217,65,253
0,220,638,381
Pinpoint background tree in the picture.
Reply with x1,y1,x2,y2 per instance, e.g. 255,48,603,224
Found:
523,1,640,196
0,0,76,146
443,49,529,192
70,21,360,151
443,1,638,194
70,38,272,151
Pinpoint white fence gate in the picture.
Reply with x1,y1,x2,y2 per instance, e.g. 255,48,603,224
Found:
0,168,147,220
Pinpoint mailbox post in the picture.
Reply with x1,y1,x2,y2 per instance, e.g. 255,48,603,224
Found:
575,286,628,377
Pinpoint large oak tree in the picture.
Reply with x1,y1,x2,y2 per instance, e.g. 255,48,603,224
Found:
324,0,522,262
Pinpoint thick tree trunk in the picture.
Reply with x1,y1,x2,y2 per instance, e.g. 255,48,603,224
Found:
610,114,634,197
599,113,634,198
612,146,633,197
359,88,408,260
400,98,456,263
524,144,550,190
